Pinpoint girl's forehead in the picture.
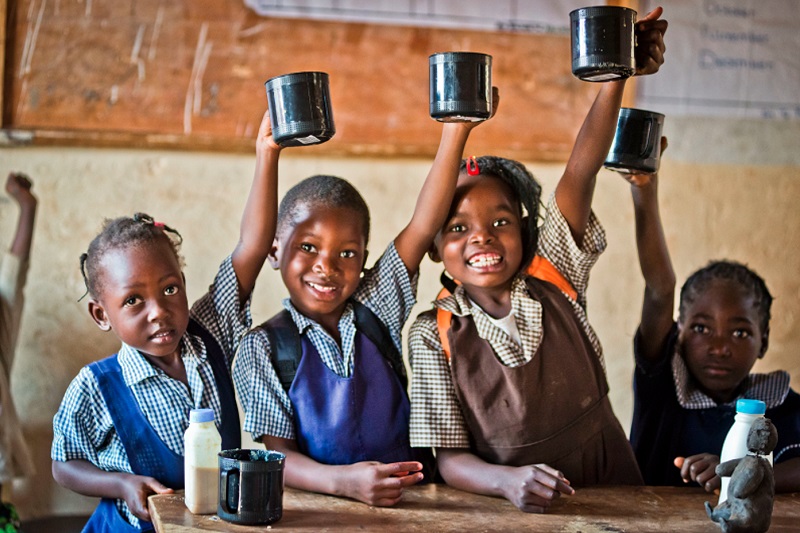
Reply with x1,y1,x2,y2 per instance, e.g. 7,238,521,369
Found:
455,173,518,207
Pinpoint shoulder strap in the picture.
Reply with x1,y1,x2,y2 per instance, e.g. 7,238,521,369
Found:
351,300,408,391
435,255,577,361
186,318,241,450
259,310,302,393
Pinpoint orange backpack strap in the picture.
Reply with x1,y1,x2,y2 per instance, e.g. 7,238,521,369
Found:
434,256,576,362
527,255,578,301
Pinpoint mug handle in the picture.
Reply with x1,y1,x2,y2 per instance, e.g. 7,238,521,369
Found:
639,117,656,158
220,467,240,515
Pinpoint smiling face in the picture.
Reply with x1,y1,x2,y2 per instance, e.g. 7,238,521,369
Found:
271,202,368,335
88,239,189,361
677,278,769,404
432,173,524,313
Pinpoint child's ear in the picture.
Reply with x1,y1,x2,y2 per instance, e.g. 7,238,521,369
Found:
88,300,112,332
758,327,770,358
427,243,442,263
268,239,280,270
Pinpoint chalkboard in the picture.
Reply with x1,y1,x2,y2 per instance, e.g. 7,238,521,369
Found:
2,0,616,161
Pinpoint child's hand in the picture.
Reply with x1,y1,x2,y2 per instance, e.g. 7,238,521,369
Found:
502,463,575,513
119,473,174,521
5,172,36,208
445,86,500,133
255,109,281,154
339,461,424,506
674,454,721,494
634,6,668,76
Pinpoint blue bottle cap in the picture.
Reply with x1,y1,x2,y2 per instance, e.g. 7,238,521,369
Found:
736,399,766,415
189,408,215,423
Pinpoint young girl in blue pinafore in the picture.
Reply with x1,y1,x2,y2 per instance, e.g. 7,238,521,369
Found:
50,111,281,533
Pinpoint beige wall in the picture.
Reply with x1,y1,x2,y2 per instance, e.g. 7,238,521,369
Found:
1,145,799,519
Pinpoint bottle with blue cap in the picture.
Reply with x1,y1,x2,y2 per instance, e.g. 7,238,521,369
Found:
184,408,222,514
718,399,773,504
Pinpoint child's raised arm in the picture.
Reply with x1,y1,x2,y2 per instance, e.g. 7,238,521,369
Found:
5,172,37,260
393,89,499,276
626,139,676,362
556,7,667,245
231,111,282,303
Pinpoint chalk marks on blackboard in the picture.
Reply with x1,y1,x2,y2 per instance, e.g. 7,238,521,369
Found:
184,23,213,134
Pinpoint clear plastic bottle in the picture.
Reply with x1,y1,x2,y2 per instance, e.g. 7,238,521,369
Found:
718,399,772,504
184,408,221,514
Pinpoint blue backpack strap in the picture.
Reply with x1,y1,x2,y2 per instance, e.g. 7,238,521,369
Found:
259,303,408,393
258,310,302,394
351,301,408,391
185,318,241,450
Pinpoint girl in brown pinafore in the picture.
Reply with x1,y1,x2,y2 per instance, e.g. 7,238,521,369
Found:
408,7,669,513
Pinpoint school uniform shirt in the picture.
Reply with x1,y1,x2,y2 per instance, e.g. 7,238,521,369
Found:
630,324,800,487
234,241,416,441
409,194,607,449
0,251,36,482
51,255,251,528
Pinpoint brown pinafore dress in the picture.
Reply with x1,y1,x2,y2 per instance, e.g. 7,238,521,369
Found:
447,277,643,486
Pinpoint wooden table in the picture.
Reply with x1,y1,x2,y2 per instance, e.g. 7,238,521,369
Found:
149,484,800,532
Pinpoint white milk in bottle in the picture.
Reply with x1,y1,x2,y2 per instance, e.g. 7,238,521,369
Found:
718,399,772,504
184,408,221,514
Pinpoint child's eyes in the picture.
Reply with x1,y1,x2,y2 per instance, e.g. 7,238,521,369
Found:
123,296,142,307
733,329,751,339
448,224,466,233
300,243,316,253
493,218,509,227
690,324,709,334
164,285,179,296
340,250,357,259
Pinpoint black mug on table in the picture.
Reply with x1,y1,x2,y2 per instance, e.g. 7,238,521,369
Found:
217,449,285,525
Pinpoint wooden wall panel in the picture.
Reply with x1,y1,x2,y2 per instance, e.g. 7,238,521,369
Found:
3,0,607,161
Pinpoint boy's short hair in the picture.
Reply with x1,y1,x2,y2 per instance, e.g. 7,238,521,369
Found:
458,156,542,271
80,213,183,299
277,175,370,244
678,260,773,331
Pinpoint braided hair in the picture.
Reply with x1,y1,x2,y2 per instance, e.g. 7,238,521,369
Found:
678,260,773,331
458,156,543,272
276,175,370,245
80,213,183,299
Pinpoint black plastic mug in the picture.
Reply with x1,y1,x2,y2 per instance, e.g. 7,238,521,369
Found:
265,71,335,147
217,449,285,525
429,52,492,122
604,108,665,174
570,6,636,82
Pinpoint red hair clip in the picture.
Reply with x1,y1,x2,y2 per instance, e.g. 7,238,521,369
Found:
153,221,165,228
466,156,480,176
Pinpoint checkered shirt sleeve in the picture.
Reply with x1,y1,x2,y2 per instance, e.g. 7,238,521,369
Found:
233,327,296,441
537,193,606,363
408,311,471,448
353,241,418,355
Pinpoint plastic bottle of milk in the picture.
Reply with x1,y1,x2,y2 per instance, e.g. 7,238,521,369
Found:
184,408,221,514
718,399,772,504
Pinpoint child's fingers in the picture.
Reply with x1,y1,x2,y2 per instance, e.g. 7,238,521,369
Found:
382,461,423,476
638,6,664,26
145,478,174,495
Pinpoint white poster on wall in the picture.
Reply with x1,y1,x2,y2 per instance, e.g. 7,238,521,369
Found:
243,0,589,34
637,0,800,120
